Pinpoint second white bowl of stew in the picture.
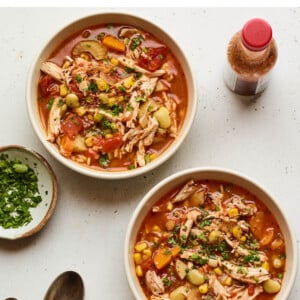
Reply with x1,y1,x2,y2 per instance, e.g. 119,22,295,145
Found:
125,167,297,300
26,12,197,179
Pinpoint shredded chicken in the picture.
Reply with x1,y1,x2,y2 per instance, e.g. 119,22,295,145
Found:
145,271,165,296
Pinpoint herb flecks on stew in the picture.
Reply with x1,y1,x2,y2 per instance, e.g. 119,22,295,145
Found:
38,24,187,171
134,180,286,300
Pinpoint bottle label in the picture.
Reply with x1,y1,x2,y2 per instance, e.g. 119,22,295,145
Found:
223,60,271,96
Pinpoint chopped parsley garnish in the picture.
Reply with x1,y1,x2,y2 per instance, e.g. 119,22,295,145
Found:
199,219,212,228
125,66,135,73
135,96,146,103
130,35,144,50
111,104,123,116
126,103,134,111
0,155,42,229
162,277,172,287
75,75,82,83
243,251,260,264
87,82,98,93
99,154,110,168
118,85,126,92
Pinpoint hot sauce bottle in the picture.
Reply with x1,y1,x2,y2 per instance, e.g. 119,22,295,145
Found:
223,18,278,96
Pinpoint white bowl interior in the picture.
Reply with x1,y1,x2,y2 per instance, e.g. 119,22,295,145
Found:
0,146,57,239
26,13,197,179
125,167,297,300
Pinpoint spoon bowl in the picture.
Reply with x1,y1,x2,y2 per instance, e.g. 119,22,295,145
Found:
44,271,84,300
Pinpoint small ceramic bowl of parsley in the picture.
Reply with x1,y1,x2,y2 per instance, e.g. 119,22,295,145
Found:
0,145,58,240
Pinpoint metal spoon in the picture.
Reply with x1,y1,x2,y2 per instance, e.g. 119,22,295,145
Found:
44,270,84,300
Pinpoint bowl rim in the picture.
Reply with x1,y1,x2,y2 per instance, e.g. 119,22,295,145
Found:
0,144,58,239
124,166,298,300
26,11,197,180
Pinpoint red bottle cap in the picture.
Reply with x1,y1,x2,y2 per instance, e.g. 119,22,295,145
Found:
242,18,273,51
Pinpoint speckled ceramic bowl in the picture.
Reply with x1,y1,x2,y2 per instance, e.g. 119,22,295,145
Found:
124,167,297,300
0,145,58,239
26,12,197,179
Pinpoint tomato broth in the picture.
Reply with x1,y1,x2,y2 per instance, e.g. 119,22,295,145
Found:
134,180,286,300
38,23,188,171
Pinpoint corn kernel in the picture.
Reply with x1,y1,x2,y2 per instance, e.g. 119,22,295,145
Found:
136,265,143,277
152,225,161,232
214,267,223,275
94,113,103,122
262,261,270,272
123,75,135,89
59,84,68,97
105,133,113,139
228,208,239,218
240,235,247,242
199,283,208,294
223,276,232,286
80,53,90,61
110,57,119,66
107,97,116,107
87,114,93,121
60,104,67,116
232,226,242,239
209,230,220,243
96,78,109,92
134,253,142,264
142,249,152,260
99,93,109,104
85,137,94,147
167,202,173,211
62,60,71,69
235,252,240,258
135,242,147,252
75,106,87,117
150,153,158,161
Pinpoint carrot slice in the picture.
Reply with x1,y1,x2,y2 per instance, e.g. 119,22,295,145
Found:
153,248,172,270
102,36,126,52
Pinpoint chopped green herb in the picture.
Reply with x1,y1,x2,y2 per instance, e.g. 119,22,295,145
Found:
135,96,146,103
130,35,144,50
199,219,212,228
99,154,110,168
111,105,123,116
128,164,135,170
47,98,54,110
75,75,82,83
0,155,42,229
118,85,127,92
125,66,135,73
162,277,172,287
87,82,98,93
145,154,151,164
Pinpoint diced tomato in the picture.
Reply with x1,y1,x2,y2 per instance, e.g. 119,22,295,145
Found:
39,75,59,96
61,114,84,139
248,284,255,296
84,148,100,163
69,81,84,98
93,133,123,153
138,47,167,71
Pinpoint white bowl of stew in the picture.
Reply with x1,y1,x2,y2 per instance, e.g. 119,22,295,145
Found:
26,12,197,179
125,168,297,300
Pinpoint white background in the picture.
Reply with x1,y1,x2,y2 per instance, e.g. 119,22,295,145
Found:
0,7,299,300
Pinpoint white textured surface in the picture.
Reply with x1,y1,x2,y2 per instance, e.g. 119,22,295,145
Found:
0,7,299,300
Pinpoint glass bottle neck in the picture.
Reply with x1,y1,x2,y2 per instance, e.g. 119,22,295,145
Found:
238,36,271,62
